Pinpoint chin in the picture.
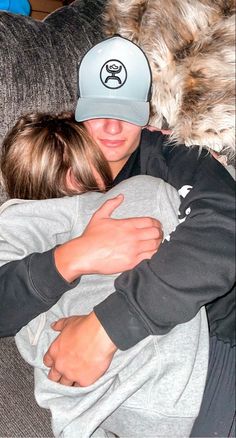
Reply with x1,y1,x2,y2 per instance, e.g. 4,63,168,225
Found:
103,0,235,165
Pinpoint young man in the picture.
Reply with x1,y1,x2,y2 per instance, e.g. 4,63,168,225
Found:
0,36,235,436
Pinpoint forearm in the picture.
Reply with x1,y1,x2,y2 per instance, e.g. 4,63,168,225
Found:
96,234,235,351
0,238,99,337
95,211,235,349
0,193,162,336
0,249,79,337
95,155,236,350
54,238,92,283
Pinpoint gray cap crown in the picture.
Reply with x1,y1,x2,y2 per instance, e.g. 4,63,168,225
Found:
75,36,152,126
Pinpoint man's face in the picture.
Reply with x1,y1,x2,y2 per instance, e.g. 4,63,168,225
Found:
83,118,142,177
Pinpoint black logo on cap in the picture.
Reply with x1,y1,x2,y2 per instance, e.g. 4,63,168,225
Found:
100,59,127,89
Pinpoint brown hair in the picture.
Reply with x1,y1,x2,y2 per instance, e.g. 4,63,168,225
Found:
0,112,113,200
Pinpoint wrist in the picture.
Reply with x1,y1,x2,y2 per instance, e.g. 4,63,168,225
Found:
90,311,117,357
54,237,88,282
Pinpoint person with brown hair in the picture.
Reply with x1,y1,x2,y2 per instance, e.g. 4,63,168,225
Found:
1,111,112,200
0,109,163,298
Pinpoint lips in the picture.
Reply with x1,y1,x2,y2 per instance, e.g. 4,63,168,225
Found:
99,139,125,148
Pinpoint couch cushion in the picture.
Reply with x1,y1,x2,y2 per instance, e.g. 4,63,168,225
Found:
0,337,53,437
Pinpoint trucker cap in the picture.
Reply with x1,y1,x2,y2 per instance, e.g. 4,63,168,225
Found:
75,36,152,126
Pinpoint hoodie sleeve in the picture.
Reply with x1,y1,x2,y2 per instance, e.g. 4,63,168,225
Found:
94,139,236,349
0,198,80,337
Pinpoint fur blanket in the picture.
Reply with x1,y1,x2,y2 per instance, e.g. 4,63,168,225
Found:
103,0,235,163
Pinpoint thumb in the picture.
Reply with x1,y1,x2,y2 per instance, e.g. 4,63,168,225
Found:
51,317,67,332
93,194,124,219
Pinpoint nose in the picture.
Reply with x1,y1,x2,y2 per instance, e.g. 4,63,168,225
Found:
103,119,123,135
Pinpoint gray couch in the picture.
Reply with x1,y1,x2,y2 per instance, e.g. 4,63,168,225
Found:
0,1,105,435
0,1,235,436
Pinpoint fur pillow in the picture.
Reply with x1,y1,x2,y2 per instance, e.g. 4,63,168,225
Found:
0,0,106,204
104,0,235,163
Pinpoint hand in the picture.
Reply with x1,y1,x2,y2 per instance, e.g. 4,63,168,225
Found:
43,312,117,387
55,194,163,282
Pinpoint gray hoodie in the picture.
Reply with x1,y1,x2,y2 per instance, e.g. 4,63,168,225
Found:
0,176,208,437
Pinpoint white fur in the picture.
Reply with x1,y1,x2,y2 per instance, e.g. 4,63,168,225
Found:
104,0,236,163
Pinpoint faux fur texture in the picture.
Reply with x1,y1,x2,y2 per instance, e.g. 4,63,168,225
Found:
103,0,236,163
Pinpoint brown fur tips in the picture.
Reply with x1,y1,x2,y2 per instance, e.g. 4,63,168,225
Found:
103,0,235,163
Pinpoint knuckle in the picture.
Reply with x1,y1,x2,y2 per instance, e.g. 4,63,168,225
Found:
53,358,64,375
155,228,162,238
142,217,152,227
64,370,74,382
149,217,155,226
